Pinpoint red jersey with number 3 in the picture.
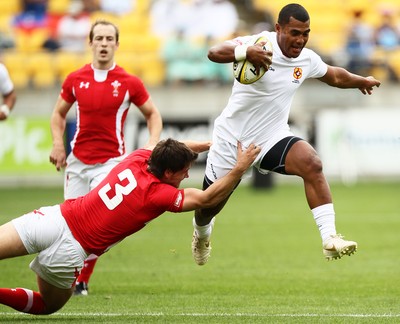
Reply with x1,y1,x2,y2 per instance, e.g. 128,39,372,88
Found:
61,64,150,164
60,149,184,255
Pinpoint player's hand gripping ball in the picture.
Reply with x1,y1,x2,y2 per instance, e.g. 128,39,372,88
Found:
233,36,273,84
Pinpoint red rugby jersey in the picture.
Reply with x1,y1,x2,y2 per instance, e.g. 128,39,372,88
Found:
60,149,184,255
61,64,150,164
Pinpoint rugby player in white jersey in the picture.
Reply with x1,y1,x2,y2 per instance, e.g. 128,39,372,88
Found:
191,3,381,265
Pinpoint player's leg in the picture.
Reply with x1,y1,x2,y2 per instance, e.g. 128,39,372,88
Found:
0,217,74,314
0,222,45,314
192,175,239,265
191,138,242,265
75,253,98,296
194,176,237,226
192,184,234,266
0,221,28,259
0,275,73,315
64,153,91,200
273,139,357,260
73,170,103,296
74,160,118,296
194,136,239,225
65,168,93,296
37,276,74,313
65,156,95,295
64,170,90,200
283,140,332,208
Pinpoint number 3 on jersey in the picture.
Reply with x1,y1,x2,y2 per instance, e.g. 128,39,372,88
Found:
98,169,137,210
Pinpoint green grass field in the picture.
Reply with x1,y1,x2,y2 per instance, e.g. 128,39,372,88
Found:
0,181,399,323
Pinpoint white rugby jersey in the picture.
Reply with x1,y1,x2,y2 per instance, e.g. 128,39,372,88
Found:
213,31,328,149
0,63,14,95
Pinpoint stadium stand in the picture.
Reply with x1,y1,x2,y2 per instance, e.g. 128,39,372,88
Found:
48,0,70,15
0,0,399,89
252,0,398,50
0,0,165,88
1,51,30,88
251,0,399,80
0,1,20,16
29,51,58,88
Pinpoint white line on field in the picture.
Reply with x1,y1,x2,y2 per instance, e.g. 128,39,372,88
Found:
1,312,400,318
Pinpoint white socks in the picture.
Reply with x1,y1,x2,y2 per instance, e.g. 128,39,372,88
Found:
193,206,335,243
193,217,215,239
312,203,336,242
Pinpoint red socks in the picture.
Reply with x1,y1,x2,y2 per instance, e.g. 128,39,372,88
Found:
0,288,46,314
77,255,98,284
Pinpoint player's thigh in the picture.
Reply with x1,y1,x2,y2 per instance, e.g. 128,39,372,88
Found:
64,171,89,199
12,207,63,254
0,222,28,259
285,140,321,176
64,154,91,199
205,138,238,182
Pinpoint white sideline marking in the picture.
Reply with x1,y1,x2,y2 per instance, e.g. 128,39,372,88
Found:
1,312,400,318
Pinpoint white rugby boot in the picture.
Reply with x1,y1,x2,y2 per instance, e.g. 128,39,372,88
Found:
323,234,357,260
191,218,215,265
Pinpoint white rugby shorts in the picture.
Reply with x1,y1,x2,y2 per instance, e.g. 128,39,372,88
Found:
64,152,126,199
205,130,294,182
12,205,88,289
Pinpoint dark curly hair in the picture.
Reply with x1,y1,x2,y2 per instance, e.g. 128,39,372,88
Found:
148,139,198,179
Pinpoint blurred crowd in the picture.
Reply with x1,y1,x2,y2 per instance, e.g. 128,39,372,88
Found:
344,7,400,82
0,0,399,88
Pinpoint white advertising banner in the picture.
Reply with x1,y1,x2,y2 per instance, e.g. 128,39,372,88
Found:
316,108,400,182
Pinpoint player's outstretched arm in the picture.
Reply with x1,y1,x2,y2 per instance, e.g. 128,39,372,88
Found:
181,140,212,153
181,143,261,211
142,140,212,153
318,65,381,95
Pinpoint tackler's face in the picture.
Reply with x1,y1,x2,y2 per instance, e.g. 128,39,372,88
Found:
163,164,192,188
275,17,310,58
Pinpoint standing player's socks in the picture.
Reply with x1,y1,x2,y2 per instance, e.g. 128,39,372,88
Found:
0,288,46,314
77,255,98,284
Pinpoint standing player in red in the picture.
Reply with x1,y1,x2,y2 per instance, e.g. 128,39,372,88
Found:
49,20,163,295
0,138,261,315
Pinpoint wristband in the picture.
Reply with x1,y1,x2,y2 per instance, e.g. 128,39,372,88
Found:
0,104,10,117
234,44,249,61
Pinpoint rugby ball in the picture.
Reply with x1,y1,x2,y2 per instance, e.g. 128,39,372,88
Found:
233,36,273,84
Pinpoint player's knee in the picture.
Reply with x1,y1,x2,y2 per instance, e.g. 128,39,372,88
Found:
304,153,323,175
39,286,73,315
42,298,69,315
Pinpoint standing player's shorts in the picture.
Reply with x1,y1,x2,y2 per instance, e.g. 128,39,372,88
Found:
12,205,88,289
64,153,126,199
